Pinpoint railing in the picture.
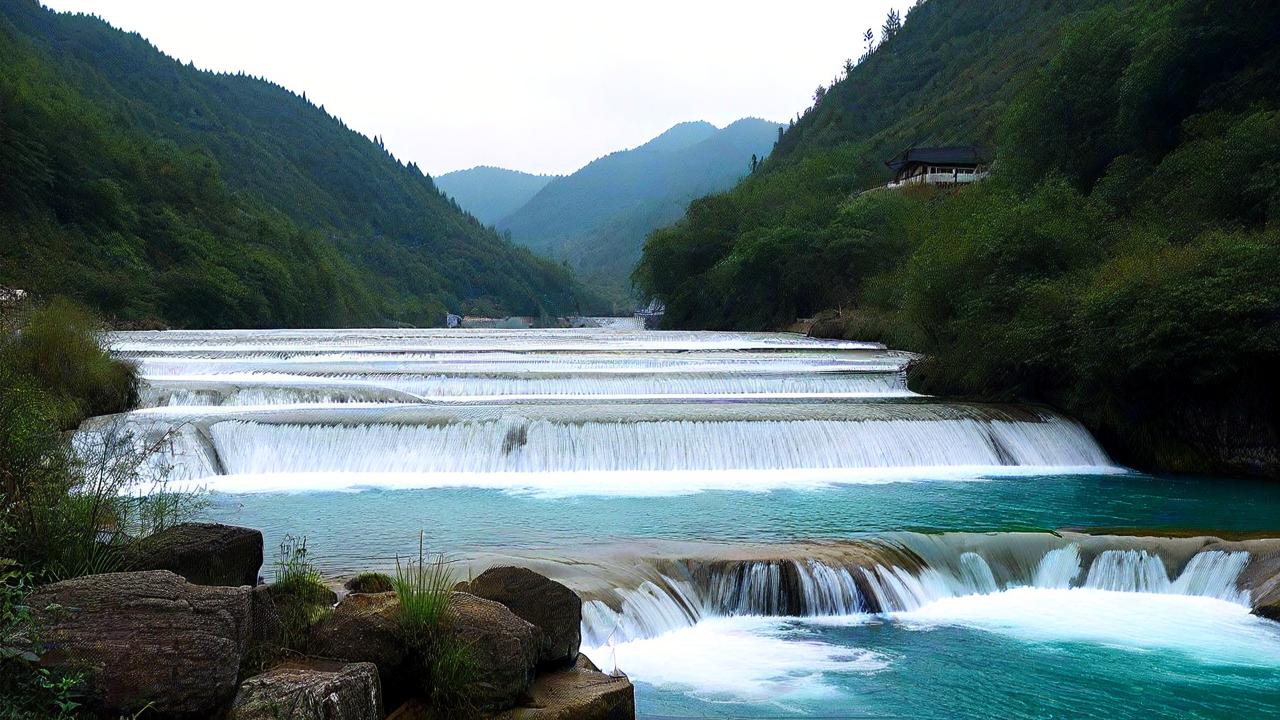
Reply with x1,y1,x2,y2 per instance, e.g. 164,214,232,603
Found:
885,170,988,189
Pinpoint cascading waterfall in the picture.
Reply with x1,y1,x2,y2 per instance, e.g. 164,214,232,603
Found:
580,545,1254,645
200,413,1111,476
136,370,912,405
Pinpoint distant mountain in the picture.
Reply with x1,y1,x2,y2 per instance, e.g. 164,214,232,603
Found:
0,1,594,327
497,118,782,297
436,167,557,226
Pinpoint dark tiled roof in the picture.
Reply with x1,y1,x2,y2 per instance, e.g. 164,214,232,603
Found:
886,146,988,172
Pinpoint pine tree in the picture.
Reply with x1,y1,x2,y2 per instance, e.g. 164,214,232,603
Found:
862,28,875,60
882,9,902,42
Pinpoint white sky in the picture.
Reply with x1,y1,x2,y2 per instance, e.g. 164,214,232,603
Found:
41,0,907,176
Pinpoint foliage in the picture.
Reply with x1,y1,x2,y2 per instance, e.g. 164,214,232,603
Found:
0,560,84,720
0,299,203,580
393,532,477,713
635,0,1280,474
1,298,137,430
0,1,598,327
268,536,333,656
346,571,394,594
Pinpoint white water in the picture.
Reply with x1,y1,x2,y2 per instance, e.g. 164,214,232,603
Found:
579,546,1254,645
138,370,913,405
201,414,1109,476
580,545,1274,701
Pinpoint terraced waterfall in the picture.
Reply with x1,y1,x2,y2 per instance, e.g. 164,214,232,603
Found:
104,326,1280,719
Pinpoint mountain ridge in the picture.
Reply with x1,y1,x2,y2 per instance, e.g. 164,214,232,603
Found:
0,1,594,326
495,117,781,300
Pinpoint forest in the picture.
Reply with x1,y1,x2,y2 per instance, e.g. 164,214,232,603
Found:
635,0,1280,475
0,1,594,328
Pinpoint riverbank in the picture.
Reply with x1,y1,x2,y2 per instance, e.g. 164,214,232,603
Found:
21,522,634,719
807,315,1280,480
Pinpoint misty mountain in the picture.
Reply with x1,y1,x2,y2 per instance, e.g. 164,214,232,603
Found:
0,0,592,327
497,118,782,297
436,166,557,226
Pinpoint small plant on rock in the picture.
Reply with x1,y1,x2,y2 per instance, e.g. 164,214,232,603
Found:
269,536,332,656
393,531,477,713
345,571,394,594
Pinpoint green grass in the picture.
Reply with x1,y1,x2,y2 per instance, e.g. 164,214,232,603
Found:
267,536,333,657
393,531,478,713
392,532,455,641
346,572,394,594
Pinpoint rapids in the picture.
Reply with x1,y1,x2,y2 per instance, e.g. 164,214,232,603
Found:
97,327,1280,719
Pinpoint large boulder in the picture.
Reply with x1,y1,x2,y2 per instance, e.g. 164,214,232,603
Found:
488,655,634,720
229,659,383,720
126,522,263,587
447,591,540,711
31,570,251,718
312,591,408,679
460,566,582,668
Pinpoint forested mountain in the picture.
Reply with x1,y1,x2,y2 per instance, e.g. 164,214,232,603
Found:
435,167,557,226
636,0,1280,476
0,1,593,328
498,118,781,299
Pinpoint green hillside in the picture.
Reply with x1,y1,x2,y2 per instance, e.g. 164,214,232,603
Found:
436,166,557,227
636,0,1280,476
0,1,593,327
499,118,781,300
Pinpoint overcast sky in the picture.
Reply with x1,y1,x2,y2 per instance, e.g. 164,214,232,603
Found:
41,0,907,176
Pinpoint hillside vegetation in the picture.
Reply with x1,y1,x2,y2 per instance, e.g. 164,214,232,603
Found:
636,0,1280,476
435,166,557,226
500,118,780,302
0,1,593,327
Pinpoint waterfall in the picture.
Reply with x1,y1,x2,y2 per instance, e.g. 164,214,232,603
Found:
137,370,912,404
201,413,1112,476
579,545,1254,644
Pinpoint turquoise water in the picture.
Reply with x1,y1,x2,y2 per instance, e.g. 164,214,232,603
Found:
623,607,1280,719
204,473,1280,573
105,328,1280,718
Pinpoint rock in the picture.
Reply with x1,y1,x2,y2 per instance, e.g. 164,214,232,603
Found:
31,570,251,718
461,566,582,668
126,522,263,587
312,591,408,678
487,655,634,720
230,659,383,720
447,591,540,711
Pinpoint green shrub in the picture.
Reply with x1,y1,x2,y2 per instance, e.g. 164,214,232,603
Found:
345,572,394,594
0,300,203,579
1,298,138,430
0,559,84,720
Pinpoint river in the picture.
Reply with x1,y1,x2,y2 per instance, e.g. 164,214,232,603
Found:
99,326,1280,719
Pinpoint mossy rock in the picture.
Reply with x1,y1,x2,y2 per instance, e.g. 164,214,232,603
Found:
345,572,395,594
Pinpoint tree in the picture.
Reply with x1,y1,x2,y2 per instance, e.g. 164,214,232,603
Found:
843,57,855,76
776,126,784,145
814,84,827,105
862,28,875,60
750,154,759,173
882,9,902,42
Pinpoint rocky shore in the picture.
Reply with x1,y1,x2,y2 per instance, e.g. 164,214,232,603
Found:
27,523,634,719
